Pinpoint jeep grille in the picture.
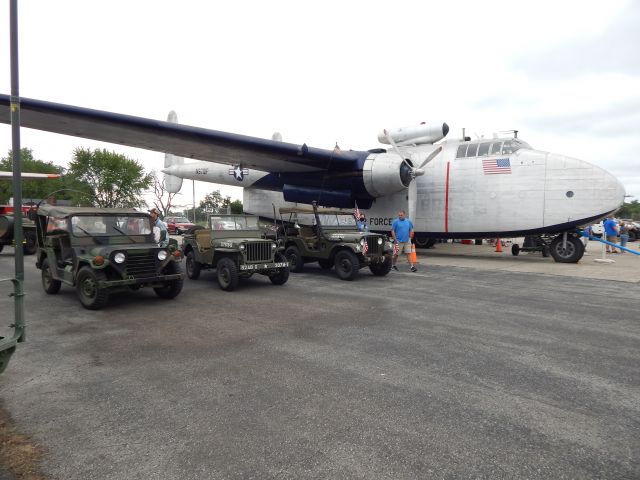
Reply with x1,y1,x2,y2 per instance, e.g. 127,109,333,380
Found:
125,251,157,278
366,237,383,256
244,241,272,263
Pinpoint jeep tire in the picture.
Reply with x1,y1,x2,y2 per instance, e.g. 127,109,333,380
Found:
269,253,290,285
186,251,201,280
369,254,393,276
76,266,109,310
217,257,239,291
41,258,62,294
154,262,184,299
285,245,304,273
23,230,37,255
334,250,360,281
317,258,333,270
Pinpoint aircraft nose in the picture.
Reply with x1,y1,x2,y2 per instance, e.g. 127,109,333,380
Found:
544,152,625,223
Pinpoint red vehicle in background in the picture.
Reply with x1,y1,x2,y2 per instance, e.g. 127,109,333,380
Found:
165,216,196,235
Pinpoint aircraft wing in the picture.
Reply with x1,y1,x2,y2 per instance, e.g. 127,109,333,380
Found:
0,94,365,174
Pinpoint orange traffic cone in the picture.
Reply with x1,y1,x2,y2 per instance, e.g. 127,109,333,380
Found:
495,238,502,253
409,243,418,264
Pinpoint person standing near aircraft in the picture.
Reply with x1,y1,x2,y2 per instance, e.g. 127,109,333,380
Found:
391,210,417,272
619,221,629,253
149,208,169,247
356,214,369,232
603,217,619,254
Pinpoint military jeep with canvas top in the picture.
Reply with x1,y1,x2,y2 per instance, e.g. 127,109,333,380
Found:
181,214,289,291
280,204,394,280
33,205,184,309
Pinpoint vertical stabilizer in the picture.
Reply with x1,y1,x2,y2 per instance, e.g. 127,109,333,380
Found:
164,110,184,193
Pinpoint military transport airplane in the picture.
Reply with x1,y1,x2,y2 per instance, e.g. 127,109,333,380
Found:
0,94,625,263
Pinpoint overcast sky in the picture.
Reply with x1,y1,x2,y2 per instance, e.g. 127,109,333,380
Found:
1,0,638,208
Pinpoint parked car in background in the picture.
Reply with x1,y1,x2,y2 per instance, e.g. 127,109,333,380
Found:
165,216,196,235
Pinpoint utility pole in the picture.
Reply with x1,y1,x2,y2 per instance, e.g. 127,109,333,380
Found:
1,0,27,374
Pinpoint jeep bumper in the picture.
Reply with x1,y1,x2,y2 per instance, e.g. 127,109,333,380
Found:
240,261,288,272
97,273,184,288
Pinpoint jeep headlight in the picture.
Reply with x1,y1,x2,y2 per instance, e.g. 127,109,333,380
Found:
271,243,277,250
377,238,383,245
157,250,168,261
360,239,366,247
114,252,126,264
239,244,246,251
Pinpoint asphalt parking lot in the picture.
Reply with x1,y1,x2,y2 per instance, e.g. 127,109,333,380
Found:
0,245,639,479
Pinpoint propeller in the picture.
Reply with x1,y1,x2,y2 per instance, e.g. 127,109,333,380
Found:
384,130,443,224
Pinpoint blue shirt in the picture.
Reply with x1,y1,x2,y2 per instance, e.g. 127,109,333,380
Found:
154,218,169,247
392,218,413,242
603,219,618,236
356,220,369,232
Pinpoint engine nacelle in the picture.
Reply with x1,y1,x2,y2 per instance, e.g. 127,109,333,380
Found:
362,153,413,198
378,122,449,146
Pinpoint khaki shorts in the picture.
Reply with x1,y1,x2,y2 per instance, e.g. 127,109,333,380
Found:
395,241,412,254
606,235,618,244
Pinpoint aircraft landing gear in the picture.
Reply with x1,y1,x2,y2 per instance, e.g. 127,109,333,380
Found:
548,232,584,263
414,236,436,249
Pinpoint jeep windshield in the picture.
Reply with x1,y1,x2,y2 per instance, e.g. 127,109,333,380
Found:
210,215,260,231
71,215,153,238
317,213,358,230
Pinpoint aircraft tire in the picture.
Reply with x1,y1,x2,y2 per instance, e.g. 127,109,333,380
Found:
334,250,360,281
511,244,520,256
76,267,109,310
285,246,304,273
154,262,184,299
549,235,584,263
186,251,201,280
415,236,436,249
41,258,62,294
216,257,239,291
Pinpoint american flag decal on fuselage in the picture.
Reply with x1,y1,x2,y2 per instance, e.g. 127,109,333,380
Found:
482,158,511,175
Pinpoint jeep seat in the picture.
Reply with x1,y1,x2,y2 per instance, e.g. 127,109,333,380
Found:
195,230,212,252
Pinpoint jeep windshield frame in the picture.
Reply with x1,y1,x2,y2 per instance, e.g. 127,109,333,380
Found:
70,214,153,241
209,214,261,232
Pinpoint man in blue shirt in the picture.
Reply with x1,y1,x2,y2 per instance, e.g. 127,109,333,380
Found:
356,214,369,232
603,217,619,253
391,210,416,272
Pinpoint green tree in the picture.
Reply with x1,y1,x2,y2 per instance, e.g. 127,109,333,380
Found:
617,200,640,220
229,199,243,214
0,148,67,204
199,190,230,214
67,148,152,208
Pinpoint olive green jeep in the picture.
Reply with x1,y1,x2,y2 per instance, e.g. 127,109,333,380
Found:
181,214,289,291
280,204,394,280
33,205,184,310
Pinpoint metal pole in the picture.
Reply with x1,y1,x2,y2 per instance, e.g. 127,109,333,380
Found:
192,179,196,223
10,0,25,343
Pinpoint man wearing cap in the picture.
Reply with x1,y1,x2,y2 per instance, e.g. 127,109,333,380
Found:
149,208,169,247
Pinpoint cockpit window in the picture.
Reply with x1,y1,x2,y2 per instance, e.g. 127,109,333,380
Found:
466,143,478,157
456,144,467,158
502,139,531,154
490,142,502,155
477,142,491,156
